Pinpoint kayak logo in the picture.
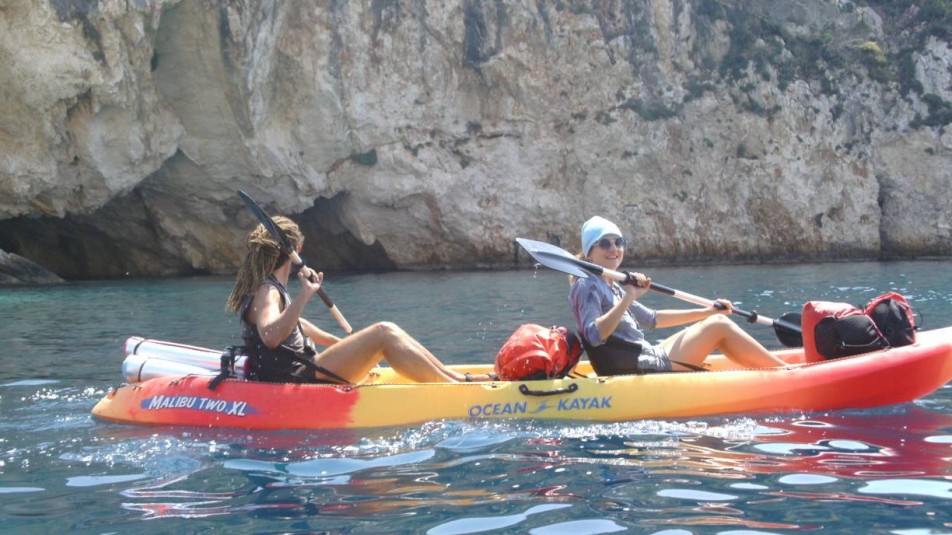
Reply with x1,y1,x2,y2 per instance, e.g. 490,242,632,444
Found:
467,395,612,418
556,396,612,411
141,395,257,417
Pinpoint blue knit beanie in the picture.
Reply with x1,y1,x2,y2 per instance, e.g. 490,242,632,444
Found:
581,216,623,255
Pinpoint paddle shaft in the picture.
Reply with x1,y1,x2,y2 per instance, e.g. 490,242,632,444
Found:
575,257,787,327
288,250,353,334
654,282,799,334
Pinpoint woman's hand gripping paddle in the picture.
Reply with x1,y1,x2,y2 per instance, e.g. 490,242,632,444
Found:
515,237,803,348
238,190,353,334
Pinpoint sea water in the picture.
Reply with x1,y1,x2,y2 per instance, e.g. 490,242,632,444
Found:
1,261,951,533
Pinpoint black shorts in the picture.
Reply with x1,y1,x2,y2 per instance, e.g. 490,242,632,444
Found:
587,337,673,376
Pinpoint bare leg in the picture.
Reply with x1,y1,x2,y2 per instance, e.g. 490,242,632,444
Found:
660,315,786,369
314,322,482,383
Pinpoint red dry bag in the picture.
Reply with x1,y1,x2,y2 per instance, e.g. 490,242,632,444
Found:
494,324,583,381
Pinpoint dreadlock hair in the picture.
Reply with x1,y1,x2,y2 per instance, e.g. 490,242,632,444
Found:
226,216,305,314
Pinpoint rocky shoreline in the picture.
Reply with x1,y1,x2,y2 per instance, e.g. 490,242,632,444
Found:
1,1,950,283
4,244,949,285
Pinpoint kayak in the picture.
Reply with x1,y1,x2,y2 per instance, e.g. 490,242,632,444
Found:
91,327,952,430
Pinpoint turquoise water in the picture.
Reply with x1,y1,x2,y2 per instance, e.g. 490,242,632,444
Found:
1,262,951,533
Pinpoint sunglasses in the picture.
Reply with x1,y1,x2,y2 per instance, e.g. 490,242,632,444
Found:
596,237,627,250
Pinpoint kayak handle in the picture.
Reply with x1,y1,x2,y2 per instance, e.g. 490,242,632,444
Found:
518,383,579,396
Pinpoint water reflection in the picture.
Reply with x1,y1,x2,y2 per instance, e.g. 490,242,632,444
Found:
92,406,952,528
7,380,948,530
745,406,952,479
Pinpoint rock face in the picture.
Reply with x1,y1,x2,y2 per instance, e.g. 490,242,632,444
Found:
0,0,950,282
0,250,64,284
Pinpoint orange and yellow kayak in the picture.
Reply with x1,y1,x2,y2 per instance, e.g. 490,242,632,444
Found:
91,327,952,430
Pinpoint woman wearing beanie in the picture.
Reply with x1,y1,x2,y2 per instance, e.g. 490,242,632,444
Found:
570,216,786,375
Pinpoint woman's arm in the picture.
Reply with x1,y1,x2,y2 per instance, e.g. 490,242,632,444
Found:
247,271,324,349
594,291,637,341
247,284,309,348
593,277,652,341
300,318,341,347
654,299,732,329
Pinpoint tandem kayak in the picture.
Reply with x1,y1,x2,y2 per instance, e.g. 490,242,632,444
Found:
91,327,952,430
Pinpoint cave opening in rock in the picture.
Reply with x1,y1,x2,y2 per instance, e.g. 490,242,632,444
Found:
295,194,397,274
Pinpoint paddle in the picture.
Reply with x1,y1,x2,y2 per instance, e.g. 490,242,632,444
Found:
516,238,803,348
238,190,354,334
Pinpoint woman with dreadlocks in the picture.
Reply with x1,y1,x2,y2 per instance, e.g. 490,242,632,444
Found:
227,216,492,384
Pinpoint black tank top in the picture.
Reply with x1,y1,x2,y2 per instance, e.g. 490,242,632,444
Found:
239,276,318,383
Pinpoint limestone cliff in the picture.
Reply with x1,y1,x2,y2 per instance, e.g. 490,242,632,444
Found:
0,0,950,282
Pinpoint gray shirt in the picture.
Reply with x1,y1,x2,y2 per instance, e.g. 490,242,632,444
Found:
569,275,657,346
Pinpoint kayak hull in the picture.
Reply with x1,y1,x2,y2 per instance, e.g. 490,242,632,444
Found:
91,327,952,430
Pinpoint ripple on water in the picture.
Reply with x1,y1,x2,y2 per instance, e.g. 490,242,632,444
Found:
425,503,572,535
859,479,952,500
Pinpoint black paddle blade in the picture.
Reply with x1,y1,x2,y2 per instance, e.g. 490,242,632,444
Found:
237,190,291,249
515,238,594,279
774,312,803,348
